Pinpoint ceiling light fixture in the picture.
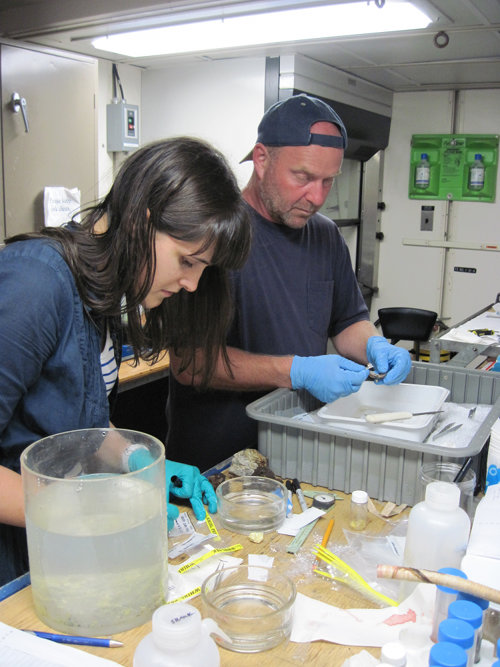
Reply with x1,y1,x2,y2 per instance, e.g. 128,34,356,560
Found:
92,1,433,58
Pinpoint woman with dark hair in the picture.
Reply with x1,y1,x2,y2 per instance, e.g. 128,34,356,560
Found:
0,137,252,585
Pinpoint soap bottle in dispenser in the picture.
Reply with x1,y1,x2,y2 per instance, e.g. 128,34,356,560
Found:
468,154,485,191
415,153,431,189
401,482,470,601
133,602,228,667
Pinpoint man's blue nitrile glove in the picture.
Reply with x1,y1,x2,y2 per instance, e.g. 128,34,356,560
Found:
290,354,369,403
366,336,412,385
127,448,180,530
165,459,218,523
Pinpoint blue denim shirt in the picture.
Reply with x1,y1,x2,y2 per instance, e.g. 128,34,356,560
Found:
0,239,111,584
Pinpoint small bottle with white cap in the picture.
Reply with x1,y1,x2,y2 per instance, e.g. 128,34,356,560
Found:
379,640,407,665
349,490,368,530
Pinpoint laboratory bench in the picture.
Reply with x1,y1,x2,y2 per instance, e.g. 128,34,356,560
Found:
429,302,500,367
0,484,404,667
117,352,170,393
113,352,170,442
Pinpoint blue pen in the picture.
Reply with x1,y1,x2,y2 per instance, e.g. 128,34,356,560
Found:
285,480,294,517
23,630,123,648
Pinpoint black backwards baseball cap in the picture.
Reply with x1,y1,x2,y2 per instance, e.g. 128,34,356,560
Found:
241,93,347,162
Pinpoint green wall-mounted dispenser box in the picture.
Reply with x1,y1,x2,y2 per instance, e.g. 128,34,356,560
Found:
409,134,498,202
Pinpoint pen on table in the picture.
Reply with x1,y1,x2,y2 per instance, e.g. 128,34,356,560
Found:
285,480,294,517
453,456,473,483
313,517,335,570
22,630,123,648
292,478,308,513
320,517,335,548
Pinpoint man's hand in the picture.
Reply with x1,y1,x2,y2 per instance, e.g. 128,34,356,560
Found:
290,354,369,403
366,336,412,385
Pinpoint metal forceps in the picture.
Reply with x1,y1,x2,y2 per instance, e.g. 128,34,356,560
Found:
213,560,226,587
433,422,463,440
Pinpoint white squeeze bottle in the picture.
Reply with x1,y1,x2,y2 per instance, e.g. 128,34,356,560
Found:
133,602,226,667
401,482,470,601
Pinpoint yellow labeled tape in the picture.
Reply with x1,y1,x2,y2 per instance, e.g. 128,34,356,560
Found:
205,514,220,540
166,586,201,604
178,544,243,574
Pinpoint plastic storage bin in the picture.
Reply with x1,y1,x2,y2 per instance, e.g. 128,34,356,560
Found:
246,363,500,506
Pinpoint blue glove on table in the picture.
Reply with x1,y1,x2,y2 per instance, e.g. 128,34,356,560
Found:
366,336,412,385
165,459,218,523
127,449,217,531
290,354,369,403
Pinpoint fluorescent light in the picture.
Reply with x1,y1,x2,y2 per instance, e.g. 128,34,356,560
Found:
92,1,432,57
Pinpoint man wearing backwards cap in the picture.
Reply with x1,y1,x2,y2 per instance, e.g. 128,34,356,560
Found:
166,94,411,472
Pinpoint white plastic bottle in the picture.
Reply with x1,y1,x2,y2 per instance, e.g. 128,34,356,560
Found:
133,602,225,667
401,482,470,600
415,153,431,189
380,640,407,665
468,154,485,191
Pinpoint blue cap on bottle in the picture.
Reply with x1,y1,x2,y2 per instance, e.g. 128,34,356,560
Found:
448,599,482,629
474,154,482,160
457,591,489,611
436,568,467,594
429,641,467,667
438,618,474,649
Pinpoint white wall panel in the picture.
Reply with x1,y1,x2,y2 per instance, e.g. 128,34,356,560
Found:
141,57,265,187
371,91,453,321
371,88,500,327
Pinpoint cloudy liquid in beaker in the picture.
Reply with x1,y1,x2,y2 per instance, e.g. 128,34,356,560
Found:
26,478,167,635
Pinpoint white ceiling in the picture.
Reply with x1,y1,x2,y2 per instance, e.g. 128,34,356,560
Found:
0,0,499,93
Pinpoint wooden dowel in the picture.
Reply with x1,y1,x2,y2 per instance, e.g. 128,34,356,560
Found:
377,564,500,605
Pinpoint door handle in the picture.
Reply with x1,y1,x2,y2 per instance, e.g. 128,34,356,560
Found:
11,92,29,132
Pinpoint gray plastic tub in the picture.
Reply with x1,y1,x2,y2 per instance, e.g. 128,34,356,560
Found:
246,363,500,506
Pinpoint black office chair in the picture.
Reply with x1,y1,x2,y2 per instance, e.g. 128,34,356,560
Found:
375,307,438,361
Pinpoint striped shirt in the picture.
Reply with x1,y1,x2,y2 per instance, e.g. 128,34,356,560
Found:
100,327,118,396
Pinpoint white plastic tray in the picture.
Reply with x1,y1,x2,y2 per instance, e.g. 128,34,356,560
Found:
317,382,450,442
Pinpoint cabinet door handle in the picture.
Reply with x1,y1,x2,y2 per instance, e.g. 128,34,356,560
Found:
11,92,30,132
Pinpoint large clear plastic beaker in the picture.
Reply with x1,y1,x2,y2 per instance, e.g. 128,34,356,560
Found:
21,428,168,635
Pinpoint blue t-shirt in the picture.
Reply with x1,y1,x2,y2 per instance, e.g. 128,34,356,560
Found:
166,206,369,472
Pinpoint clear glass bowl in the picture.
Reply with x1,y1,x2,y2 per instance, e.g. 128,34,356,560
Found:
215,476,287,534
201,564,296,653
